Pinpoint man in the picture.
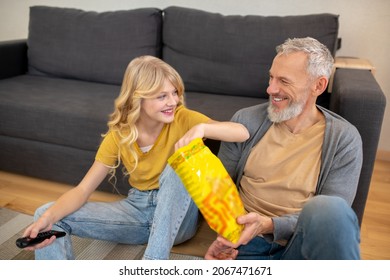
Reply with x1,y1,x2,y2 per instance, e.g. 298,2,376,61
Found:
205,37,362,260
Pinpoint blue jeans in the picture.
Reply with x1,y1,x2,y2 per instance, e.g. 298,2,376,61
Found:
236,196,361,260
34,165,199,260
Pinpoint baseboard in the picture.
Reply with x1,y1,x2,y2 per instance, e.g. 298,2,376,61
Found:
376,150,390,162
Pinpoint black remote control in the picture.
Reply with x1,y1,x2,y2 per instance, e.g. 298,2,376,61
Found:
16,230,66,248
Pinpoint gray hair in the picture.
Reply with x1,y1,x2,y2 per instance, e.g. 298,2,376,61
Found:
276,37,334,79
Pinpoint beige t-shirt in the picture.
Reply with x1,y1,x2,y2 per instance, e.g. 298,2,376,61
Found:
240,119,325,217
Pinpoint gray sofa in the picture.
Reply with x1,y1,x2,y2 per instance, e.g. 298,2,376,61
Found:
0,6,386,226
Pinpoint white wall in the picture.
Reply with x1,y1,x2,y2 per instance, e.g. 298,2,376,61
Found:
1,0,389,156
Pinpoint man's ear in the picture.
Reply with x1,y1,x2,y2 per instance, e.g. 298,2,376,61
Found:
314,76,329,96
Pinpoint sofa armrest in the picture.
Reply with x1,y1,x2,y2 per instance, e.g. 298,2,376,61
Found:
330,68,386,225
0,39,28,79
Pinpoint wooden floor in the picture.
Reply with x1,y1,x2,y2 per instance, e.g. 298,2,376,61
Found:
1,159,389,259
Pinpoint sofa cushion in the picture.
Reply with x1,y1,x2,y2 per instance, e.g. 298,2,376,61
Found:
0,75,120,151
163,6,339,98
185,91,265,122
28,6,163,85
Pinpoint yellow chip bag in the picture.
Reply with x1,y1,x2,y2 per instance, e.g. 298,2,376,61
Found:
168,138,246,243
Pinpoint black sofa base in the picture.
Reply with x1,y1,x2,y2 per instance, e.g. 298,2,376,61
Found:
0,135,129,194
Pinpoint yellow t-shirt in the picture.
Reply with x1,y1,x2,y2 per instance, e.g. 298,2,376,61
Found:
240,119,325,217
95,105,210,191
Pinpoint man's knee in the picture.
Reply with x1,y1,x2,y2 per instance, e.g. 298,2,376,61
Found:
305,195,349,212
300,195,358,230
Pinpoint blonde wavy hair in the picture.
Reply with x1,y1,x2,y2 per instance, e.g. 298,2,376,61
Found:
104,55,185,184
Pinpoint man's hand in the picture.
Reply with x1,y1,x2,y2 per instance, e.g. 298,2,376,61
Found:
234,212,274,246
204,237,238,260
205,212,274,259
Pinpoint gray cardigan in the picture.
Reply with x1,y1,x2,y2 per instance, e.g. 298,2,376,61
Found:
218,103,363,243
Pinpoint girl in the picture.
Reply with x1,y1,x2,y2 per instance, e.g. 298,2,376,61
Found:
21,55,249,260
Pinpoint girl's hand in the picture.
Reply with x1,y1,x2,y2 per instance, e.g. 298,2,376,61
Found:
21,216,55,250
174,120,250,150
175,124,205,150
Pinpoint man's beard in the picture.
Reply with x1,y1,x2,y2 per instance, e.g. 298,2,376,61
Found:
267,98,305,123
